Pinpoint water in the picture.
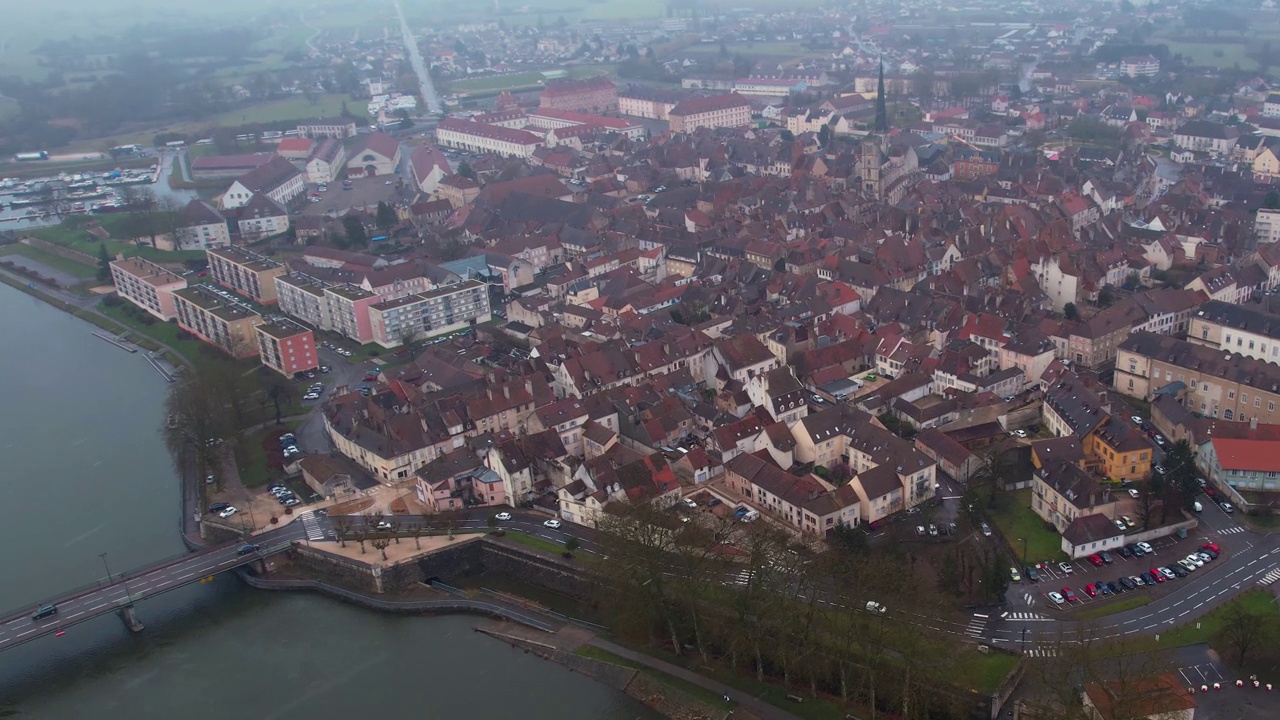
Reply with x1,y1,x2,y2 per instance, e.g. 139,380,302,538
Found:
0,281,656,719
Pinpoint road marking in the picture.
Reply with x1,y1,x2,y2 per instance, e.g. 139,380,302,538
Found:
178,572,195,580
86,603,107,612
66,612,82,619
16,629,35,637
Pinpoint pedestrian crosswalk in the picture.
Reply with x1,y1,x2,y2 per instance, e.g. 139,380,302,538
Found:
1005,612,1052,622
1259,568,1280,587
300,513,326,541
1022,592,1036,607
1024,646,1058,658
965,614,987,638
1218,526,1246,535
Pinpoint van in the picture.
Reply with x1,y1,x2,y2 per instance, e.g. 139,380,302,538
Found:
741,510,760,523
31,604,57,621
1193,501,1203,513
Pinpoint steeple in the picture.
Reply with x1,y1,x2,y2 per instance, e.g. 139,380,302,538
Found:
875,58,888,133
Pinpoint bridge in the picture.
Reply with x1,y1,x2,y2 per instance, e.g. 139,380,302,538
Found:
0,522,310,651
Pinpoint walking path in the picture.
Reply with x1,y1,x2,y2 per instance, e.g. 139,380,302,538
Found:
587,638,803,720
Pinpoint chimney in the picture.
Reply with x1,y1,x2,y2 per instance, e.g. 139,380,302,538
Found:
503,384,510,399
486,387,493,400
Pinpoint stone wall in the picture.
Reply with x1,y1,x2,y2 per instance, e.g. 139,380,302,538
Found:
21,237,98,267
289,544,386,593
478,538,594,599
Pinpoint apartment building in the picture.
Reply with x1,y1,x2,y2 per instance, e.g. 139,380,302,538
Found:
173,199,230,250
1187,300,1280,364
667,93,752,133
324,284,379,344
274,273,332,330
296,118,359,139
222,156,306,210
1119,55,1160,77
723,452,861,535
256,318,318,377
1199,435,1280,501
1257,208,1280,244
538,76,618,114
305,138,346,185
109,255,187,321
525,109,646,139
172,286,263,357
368,279,491,347
618,85,687,120
206,246,287,305
435,118,542,158
1116,332,1280,424
1031,460,1118,533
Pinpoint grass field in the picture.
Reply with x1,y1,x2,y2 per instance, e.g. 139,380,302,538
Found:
1160,589,1279,647
574,645,735,710
951,647,1021,694
209,94,353,127
1074,595,1152,621
987,489,1067,564
0,244,98,280
500,531,566,556
450,72,548,93
1159,39,1258,70
28,220,208,264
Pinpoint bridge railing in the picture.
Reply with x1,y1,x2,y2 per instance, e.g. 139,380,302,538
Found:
238,572,555,632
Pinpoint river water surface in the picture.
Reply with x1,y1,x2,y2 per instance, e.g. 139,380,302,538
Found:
0,281,655,718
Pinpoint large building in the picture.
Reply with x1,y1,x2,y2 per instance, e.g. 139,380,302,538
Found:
256,318,318,377
367,279,491,348
408,144,452,195
667,93,752,133
524,109,646,140
1187,300,1280,364
1116,332,1280,424
296,118,359,139
1119,55,1160,77
109,256,187,321
274,273,332,329
435,118,542,158
206,246,287,305
173,199,230,250
305,138,346,184
538,76,618,114
346,131,401,177
222,156,306,210
324,284,379,344
172,286,263,357
618,85,687,121
190,153,274,181
225,194,290,241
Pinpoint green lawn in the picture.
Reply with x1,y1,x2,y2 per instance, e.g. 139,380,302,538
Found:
1074,596,1152,621
1160,589,1279,647
987,489,1067,564
1161,40,1257,70
207,94,354,127
575,645,735,710
502,531,566,556
0,244,98,280
28,219,208,264
237,421,298,488
451,72,547,93
950,648,1020,695
97,300,200,364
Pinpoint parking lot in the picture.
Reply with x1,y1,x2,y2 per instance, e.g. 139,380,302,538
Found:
299,174,402,218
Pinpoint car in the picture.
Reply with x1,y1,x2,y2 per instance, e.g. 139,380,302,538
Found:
276,494,297,504
1121,516,1137,529
733,507,749,519
655,186,667,193
1139,572,1156,586
320,366,330,373
339,349,352,357
1155,435,1166,446
1099,583,1113,596
1084,583,1098,598
706,498,721,507
1120,576,1138,590
1220,501,1235,514
303,392,320,400
283,498,300,507
1150,568,1167,583
1013,429,1028,438
1099,551,1114,564
283,446,301,457
865,601,887,615
1196,477,1207,488
270,486,291,496
208,502,231,513
1176,560,1195,573
374,521,392,530
1202,542,1221,554
683,497,698,508
1128,488,1141,499
1130,543,1145,557
1059,561,1074,574
980,522,992,537
279,433,297,447
1185,554,1204,568
31,604,57,621
1025,566,1040,582
205,473,216,485
863,373,878,381
1113,518,1127,531
236,544,260,556
303,371,316,379
1062,588,1079,603
1087,554,1104,567
543,519,562,529
1197,551,1215,563
363,374,379,382
1131,415,1142,424
915,525,927,536
1047,591,1066,605
218,506,238,518
1154,464,1166,475
1117,545,1133,558
494,512,512,521
1136,542,1154,554
928,524,939,536
267,483,286,492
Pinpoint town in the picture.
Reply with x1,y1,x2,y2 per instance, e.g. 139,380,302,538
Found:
6,0,1280,718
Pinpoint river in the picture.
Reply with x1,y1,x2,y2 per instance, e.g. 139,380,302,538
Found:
0,280,657,719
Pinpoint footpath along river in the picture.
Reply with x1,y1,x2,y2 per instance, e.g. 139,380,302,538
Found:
0,280,657,718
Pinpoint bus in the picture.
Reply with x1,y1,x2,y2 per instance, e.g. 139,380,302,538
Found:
165,140,186,148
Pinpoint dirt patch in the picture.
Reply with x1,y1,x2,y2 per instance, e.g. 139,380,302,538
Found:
390,496,409,514
327,497,375,515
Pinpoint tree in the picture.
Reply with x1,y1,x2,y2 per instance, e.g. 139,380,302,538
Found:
1164,439,1200,512
263,373,295,426
780,129,795,141
375,201,397,231
341,215,368,248
1098,285,1115,307
372,536,391,560
398,325,424,356
563,536,580,557
1265,190,1280,210
1218,597,1276,664
96,243,111,282
818,124,831,147
457,160,476,181
1064,302,1080,321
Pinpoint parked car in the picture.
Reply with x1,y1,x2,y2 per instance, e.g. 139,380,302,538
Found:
1119,577,1137,591
375,521,392,530
1087,554,1104,567
980,522,992,537
1117,545,1133,558
1139,572,1155,586
1185,554,1204,568
865,601,887,615
1220,501,1235,514
1130,415,1142,424
1128,488,1141,499
1059,562,1074,575
1099,551,1114,564
1136,542,1154,554
1084,583,1098,598
1202,542,1221,554
218,506,238,519
1150,568,1167,583
1062,588,1079,603
1121,516,1137,529
1025,566,1041,583
706,498,721,507
683,498,698,508
1010,567,1021,582
1176,560,1196,573
208,502,231,513
303,392,320,401
1047,591,1066,605
1114,519,1128,532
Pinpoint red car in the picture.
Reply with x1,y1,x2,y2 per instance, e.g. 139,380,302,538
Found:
1150,569,1166,583
363,373,379,382
1087,554,1104,567
1061,587,1079,602
868,520,881,531
1202,542,1221,554
1084,583,1098,597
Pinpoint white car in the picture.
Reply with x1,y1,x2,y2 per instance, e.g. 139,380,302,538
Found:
494,512,512,521
1128,489,1140,499
1047,591,1066,605
303,392,320,401
682,498,697,508
1130,415,1142,424
865,601,886,614
543,519,562,529
218,506,238,519
375,521,392,530
1136,542,1154,554
1185,554,1204,568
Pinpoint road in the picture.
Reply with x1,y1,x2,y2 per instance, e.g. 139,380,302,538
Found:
0,520,315,651
391,0,441,115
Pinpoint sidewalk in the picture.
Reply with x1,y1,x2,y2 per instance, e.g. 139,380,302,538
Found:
587,638,803,720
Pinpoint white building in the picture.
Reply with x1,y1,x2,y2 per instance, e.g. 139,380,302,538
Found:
436,118,542,158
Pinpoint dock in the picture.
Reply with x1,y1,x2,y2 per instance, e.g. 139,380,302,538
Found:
91,331,138,353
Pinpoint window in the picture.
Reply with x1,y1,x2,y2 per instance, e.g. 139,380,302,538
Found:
1229,390,1236,400
1225,409,1234,420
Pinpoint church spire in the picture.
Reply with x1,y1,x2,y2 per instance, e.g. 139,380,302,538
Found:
875,57,889,133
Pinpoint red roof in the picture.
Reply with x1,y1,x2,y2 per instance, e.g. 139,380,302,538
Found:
1211,438,1280,473
540,76,616,97
437,118,542,146
275,137,313,154
670,93,751,117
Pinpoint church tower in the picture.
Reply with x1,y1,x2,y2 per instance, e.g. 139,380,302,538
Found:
874,58,889,133
857,136,882,198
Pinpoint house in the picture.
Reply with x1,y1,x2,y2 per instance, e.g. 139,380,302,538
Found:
914,428,980,483
305,138,346,184
408,144,452,195
1187,300,1280,364
1087,416,1154,483
1198,434,1280,506
226,193,290,241
1172,121,1239,155
1061,513,1126,559
415,446,508,511
557,449,680,527
1082,673,1196,720
346,132,401,177
1265,93,1280,119
723,452,861,534
173,199,230,250
744,366,810,425
1031,460,1118,533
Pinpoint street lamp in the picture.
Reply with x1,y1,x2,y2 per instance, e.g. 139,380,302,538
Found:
1018,537,1028,565
100,551,133,600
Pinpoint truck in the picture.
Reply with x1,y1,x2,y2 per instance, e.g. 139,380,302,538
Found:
14,151,49,162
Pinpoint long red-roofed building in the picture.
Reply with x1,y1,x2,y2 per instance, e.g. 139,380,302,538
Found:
435,118,543,158
538,76,618,114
